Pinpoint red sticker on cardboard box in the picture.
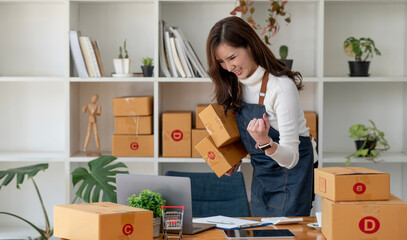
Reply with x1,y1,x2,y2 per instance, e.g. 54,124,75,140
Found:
353,183,366,194
123,223,134,235
130,142,139,150
359,216,380,234
207,151,216,160
171,130,183,141
319,177,326,193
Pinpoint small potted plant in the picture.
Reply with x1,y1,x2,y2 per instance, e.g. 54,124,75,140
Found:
141,57,154,77
113,39,133,76
345,120,390,165
279,45,293,70
128,189,166,238
343,37,381,77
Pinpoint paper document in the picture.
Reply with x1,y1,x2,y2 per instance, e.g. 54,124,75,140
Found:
260,217,303,225
193,215,263,229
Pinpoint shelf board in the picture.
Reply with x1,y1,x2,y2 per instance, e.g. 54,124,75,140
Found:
323,76,407,82
0,152,66,162
70,152,155,162
69,77,156,83
0,77,66,82
323,152,407,164
158,77,211,83
325,0,407,3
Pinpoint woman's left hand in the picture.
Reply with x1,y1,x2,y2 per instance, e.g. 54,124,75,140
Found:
247,113,271,145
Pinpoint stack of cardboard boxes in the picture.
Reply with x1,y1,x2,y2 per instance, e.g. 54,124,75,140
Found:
162,111,192,157
112,96,154,157
314,167,407,240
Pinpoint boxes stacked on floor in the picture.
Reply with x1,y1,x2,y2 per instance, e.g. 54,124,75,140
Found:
112,96,154,157
314,167,407,240
162,111,192,158
195,103,248,177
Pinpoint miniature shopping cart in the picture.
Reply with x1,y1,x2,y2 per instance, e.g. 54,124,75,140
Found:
161,206,184,240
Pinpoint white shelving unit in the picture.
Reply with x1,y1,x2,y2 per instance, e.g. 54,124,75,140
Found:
0,0,406,237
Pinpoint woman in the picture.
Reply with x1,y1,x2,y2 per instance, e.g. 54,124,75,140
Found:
206,16,315,217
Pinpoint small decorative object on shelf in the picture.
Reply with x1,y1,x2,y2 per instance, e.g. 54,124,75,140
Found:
345,120,390,165
128,189,166,238
279,45,293,70
344,37,381,77
141,56,154,77
82,93,102,156
230,0,291,45
113,39,134,77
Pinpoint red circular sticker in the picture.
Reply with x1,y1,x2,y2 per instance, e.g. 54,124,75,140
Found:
359,216,380,234
171,130,183,141
130,142,139,150
122,223,134,235
353,183,366,194
207,151,216,160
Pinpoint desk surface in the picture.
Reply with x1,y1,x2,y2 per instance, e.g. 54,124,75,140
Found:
157,217,325,240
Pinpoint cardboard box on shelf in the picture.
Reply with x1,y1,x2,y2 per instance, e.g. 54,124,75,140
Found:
315,167,390,201
54,202,153,240
112,134,154,157
321,195,407,240
199,103,240,148
195,136,247,178
195,104,209,129
162,111,192,157
112,96,153,116
192,129,209,158
115,116,153,135
304,111,318,141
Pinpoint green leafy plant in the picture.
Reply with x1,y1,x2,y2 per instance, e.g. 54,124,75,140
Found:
279,45,288,59
128,189,166,218
142,57,153,66
118,39,129,59
71,155,129,203
345,120,390,165
230,0,291,45
344,37,381,62
0,164,52,239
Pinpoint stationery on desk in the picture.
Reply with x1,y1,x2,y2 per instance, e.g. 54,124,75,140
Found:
193,215,267,230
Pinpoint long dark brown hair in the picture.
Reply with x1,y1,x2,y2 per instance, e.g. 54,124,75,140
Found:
206,16,303,113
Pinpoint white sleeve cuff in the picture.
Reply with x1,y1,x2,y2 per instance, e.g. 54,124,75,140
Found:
265,140,300,169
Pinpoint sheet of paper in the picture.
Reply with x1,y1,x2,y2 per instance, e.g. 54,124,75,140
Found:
193,215,262,229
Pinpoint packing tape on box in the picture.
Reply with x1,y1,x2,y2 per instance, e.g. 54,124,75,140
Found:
136,116,139,135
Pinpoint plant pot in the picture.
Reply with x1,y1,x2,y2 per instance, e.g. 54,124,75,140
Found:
141,66,154,77
113,58,133,75
280,59,293,70
355,140,377,155
153,217,161,238
348,61,370,77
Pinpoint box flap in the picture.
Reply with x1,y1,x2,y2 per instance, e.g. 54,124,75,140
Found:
327,194,405,205
318,167,385,175
55,202,150,215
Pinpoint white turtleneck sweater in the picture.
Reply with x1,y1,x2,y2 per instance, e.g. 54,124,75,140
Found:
239,66,309,169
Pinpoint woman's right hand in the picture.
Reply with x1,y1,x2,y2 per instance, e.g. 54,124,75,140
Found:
225,161,242,176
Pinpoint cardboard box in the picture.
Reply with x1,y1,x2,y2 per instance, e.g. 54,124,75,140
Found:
315,167,390,201
54,202,153,240
304,111,317,140
321,195,407,240
195,104,209,129
192,129,209,158
112,134,154,157
162,111,192,157
115,116,152,135
195,136,248,177
112,96,153,116
199,103,240,147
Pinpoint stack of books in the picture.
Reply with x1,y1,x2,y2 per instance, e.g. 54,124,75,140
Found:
69,30,105,78
159,20,208,78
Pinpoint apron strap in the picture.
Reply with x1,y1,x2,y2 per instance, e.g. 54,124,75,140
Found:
258,71,270,105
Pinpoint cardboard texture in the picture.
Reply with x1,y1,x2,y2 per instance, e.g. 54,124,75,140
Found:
112,134,154,157
195,136,247,177
162,111,192,157
314,167,390,201
321,195,407,240
112,96,153,116
304,111,318,141
114,116,152,135
54,202,153,240
192,129,209,158
195,104,209,129
199,103,240,147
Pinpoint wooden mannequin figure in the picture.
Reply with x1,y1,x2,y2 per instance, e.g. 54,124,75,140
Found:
83,94,102,156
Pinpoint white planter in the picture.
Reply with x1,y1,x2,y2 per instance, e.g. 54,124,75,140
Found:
113,58,133,74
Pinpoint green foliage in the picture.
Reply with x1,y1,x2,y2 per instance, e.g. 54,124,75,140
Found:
142,57,153,66
71,155,129,203
344,37,381,62
128,189,166,218
279,45,288,59
345,120,390,165
118,39,129,59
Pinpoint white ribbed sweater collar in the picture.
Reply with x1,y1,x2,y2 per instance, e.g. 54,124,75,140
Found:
238,66,265,86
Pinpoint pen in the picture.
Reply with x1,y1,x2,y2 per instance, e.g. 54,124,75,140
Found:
207,220,235,225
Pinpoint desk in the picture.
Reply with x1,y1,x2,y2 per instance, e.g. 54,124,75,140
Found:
156,217,325,240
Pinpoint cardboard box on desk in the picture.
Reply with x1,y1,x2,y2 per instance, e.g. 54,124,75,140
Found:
195,104,209,129
112,96,153,116
162,111,192,157
304,111,317,141
192,129,209,158
321,195,407,240
199,103,240,148
195,136,247,177
112,134,154,157
54,202,153,240
315,167,390,201
115,116,152,135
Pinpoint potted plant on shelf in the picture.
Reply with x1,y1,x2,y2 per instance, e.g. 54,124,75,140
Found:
345,120,390,165
279,45,293,70
344,37,381,77
141,57,154,77
128,189,166,238
113,39,133,77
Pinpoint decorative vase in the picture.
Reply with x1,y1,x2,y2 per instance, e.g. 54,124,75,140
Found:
348,61,370,77
141,66,154,77
280,59,293,70
113,58,133,75
153,217,161,238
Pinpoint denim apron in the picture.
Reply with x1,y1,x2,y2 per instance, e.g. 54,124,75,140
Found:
236,72,314,217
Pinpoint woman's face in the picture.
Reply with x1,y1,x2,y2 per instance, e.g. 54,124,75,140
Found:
215,43,257,78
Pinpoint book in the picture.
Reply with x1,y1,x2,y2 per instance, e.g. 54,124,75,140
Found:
85,37,101,77
69,31,89,78
159,20,171,77
169,36,186,77
79,36,96,77
174,35,193,77
91,40,104,77
164,31,178,77
193,216,264,230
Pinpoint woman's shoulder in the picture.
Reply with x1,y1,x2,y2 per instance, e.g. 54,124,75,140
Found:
268,74,297,92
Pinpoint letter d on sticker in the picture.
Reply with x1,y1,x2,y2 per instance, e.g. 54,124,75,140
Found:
359,216,380,234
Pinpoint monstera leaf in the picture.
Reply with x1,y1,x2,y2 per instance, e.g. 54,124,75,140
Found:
0,163,48,189
72,155,128,203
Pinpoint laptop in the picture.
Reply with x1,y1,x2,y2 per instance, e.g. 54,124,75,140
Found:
116,173,215,234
